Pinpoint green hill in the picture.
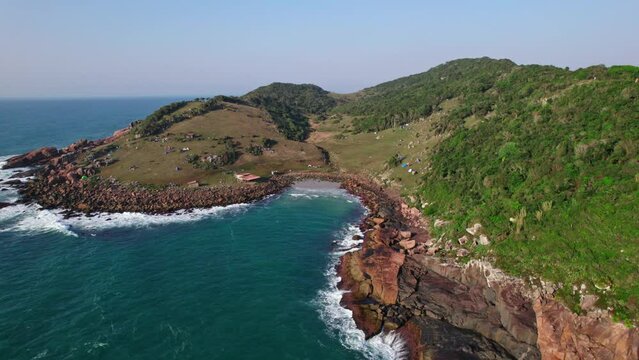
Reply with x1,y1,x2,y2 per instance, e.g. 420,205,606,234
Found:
318,59,639,323
333,57,516,132
242,83,338,140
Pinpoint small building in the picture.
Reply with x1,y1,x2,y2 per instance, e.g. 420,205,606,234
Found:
185,132,197,140
186,180,200,188
235,172,261,182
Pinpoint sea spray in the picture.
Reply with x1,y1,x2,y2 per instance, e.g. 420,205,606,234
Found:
314,224,409,360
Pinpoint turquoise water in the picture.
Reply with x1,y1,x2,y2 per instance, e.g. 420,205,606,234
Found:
0,100,406,359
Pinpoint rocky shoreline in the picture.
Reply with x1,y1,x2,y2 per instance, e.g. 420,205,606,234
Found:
4,138,639,359
331,179,638,359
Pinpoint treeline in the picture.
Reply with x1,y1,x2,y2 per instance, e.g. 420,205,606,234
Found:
132,96,247,137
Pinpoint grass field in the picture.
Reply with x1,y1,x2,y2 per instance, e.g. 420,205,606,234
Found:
310,104,455,195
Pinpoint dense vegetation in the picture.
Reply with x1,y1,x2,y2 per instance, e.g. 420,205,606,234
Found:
334,57,516,133
411,63,639,323
242,83,337,140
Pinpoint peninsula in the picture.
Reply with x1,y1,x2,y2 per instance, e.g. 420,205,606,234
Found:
4,58,638,359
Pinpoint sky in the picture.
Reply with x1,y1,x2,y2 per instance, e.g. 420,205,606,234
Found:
1,0,638,98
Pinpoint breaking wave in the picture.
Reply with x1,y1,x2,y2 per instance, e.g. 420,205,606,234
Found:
314,224,409,360
62,204,249,233
0,203,250,237
0,155,251,236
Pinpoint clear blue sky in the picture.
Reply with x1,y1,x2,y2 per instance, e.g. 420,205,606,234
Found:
1,0,637,98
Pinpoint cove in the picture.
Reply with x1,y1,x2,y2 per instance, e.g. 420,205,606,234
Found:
0,183,403,359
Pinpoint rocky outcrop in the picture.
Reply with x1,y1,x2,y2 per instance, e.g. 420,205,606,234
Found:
0,202,13,209
398,317,515,360
2,147,60,169
330,174,523,359
535,298,639,360
398,256,540,359
20,176,293,214
3,126,130,171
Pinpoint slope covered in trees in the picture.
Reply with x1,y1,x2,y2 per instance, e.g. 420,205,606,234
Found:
418,64,639,322
322,59,639,323
334,57,516,132
242,83,338,141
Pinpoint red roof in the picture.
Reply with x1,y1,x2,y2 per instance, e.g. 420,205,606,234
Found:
235,173,261,181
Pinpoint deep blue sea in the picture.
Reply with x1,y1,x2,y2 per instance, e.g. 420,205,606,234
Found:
0,99,406,359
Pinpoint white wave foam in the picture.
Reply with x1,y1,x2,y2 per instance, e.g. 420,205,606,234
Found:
314,224,409,360
287,185,359,203
61,203,249,232
0,155,30,203
0,195,249,237
0,204,78,237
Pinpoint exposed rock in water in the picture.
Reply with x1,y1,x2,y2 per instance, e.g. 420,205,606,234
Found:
9,168,38,178
2,179,23,186
0,202,13,209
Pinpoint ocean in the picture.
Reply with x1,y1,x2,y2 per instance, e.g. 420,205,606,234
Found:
0,99,406,359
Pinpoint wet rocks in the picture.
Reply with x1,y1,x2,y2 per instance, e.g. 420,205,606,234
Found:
0,202,13,209
9,168,37,178
2,179,23,186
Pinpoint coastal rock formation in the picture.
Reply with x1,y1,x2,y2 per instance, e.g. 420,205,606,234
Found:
535,298,639,360
3,147,59,168
398,256,540,359
20,176,292,214
398,317,514,360
0,202,13,209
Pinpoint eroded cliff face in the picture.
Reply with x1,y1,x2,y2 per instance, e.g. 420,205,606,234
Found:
534,298,639,360
335,183,520,359
336,192,639,360
398,256,540,359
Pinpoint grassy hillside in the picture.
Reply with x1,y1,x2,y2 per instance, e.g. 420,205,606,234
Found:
131,96,247,137
320,59,639,324
95,102,326,185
